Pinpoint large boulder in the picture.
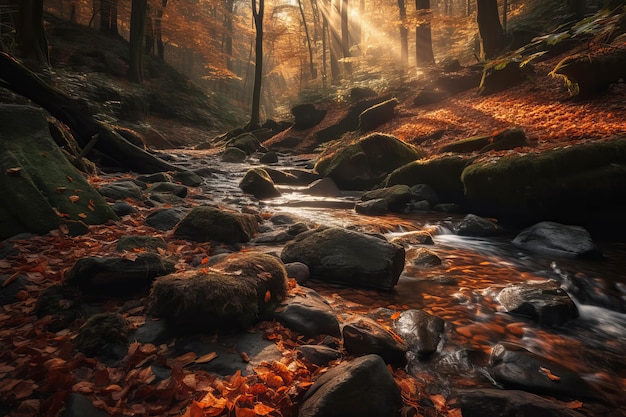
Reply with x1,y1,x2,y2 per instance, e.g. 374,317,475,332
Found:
315,133,424,190
298,354,402,417
361,184,413,212
281,227,405,290
173,206,259,243
461,138,626,228
0,105,118,240
225,132,263,154
291,103,327,130
239,167,281,199
385,154,470,203
512,221,601,258
358,98,398,132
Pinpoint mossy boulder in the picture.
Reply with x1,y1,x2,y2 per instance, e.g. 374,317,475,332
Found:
173,206,259,243
75,313,129,358
315,133,424,190
0,105,118,240
358,98,398,132
384,154,471,203
221,146,247,163
226,132,263,155
439,128,529,154
478,59,530,96
149,253,288,332
361,184,413,212
239,167,281,199
461,138,626,226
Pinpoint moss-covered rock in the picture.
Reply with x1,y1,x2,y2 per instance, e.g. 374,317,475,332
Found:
461,138,626,226
0,105,118,240
221,146,247,163
226,132,263,155
361,184,412,212
173,206,259,243
116,235,167,252
384,154,471,203
315,133,424,190
239,167,281,199
358,98,398,132
75,313,129,358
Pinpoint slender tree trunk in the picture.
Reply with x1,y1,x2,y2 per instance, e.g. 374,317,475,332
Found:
477,0,504,59
224,0,234,71
398,0,408,67
250,0,264,129
322,13,328,84
329,0,341,82
156,0,167,60
144,4,154,54
502,0,507,32
340,0,351,75
16,0,49,66
129,0,148,83
298,0,317,79
100,0,118,36
415,0,434,67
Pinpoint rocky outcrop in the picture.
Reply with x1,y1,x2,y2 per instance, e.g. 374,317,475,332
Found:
280,227,405,290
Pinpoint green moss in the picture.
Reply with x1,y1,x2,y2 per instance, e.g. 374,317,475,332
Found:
173,206,259,243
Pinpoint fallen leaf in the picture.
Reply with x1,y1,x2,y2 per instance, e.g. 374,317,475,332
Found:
391,311,401,320
2,272,20,287
66,176,73,182
240,352,250,363
253,403,276,415
78,213,87,219
69,195,80,203
6,167,22,175
540,367,561,381
565,400,583,409
195,352,218,364
264,290,272,303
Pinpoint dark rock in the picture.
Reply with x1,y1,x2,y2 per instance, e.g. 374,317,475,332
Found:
433,202,463,213
433,64,483,93
146,207,186,230
287,222,310,236
406,247,442,268
116,235,167,252
0,274,27,305
478,59,531,96
439,134,491,153
297,345,342,366
305,177,341,197
171,170,203,187
454,213,501,237
252,230,292,244
406,200,431,211
173,206,259,243
349,86,378,102
358,98,398,132
479,127,530,153
298,354,402,417
65,253,175,296
226,133,263,154
221,146,247,163
146,182,188,197
361,184,412,212
274,287,340,337
489,342,598,400
284,262,310,284
75,313,129,359
239,168,282,199
498,280,579,326
342,316,408,364
136,172,173,183
259,151,279,164
98,180,145,200
315,133,424,190
291,103,327,130
111,201,138,216
281,227,405,291
393,309,445,358
512,221,601,259
355,198,388,216
390,231,434,246
132,318,171,345
410,184,440,205
60,393,110,417
148,192,184,205
263,167,301,185
451,389,586,417
441,58,462,72
413,88,448,106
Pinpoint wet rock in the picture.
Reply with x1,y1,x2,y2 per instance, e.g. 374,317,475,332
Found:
281,227,405,291
282,168,322,184
291,103,327,130
65,253,175,296
132,318,171,345
297,345,342,366
410,184,440,205
148,192,185,205
287,222,310,236
512,221,601,258
406,247,442,268
226,132,263,154
252,230,291,244
173,206,259,243
111,201,137,216
498,280,579,326
349,86,378,102
393,309,445,358
406,200,432,211
454,213,501,237
75,313,129,360
354,198,388,216
98,180,145,200
451,389,586,417
298,354,402,417
259,151,279,164
221,146,247,162
284,262,310,284
239,167,282,199
433,202,463,213
116,235,167,252
0,274,27,305
413,88,448,106
342,316,408,364
358,98,398,132
172,170,203,187
264,168,301,185
60,393,110,417
145,207,186,230
269,213,303,225
390,231,434,246
315,132,424,190
136,172,173,183
361,184,412,212
562,272,626,313
489,342,598,400
274,287,340,337
305,177,341,197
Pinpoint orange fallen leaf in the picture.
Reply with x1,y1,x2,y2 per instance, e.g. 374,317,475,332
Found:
391,311,401,320
240,352,250,363
2,272,20,287
201,257,209,265
78,213,87,219
6,167,22,175
235,406,257,417
264,290,272,303
253,403,276,415
195,351,218,364
565,400,583,409
69,195,80,203
540,367,561,381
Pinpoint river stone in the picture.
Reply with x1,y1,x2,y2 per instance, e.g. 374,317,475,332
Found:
116,235,167,252
489,342,598,400
173,206,259,243
297,345,342,366
274,287,340,337
394,309,445,358
280,227,405,290
145,182,188,197
410,184,440,205
111,201,137,216
259,151,279,164
497,280,579,326
221,146,247,163
136,172,173,183
226,132,263,154
315,132,424,190
390,231,434,246
171,170,203,187
453,213,501,237
65,253,175,296
298,354,402,417
451,389,586,417
512,221,601,258
263,168,301,185
284,262,310,284
305,177,341,197
361,184,412,212
239,167,282,199
342,316,408,364
406,247,442,268
145,207,186,230
354,198,388,216
98,180,145,200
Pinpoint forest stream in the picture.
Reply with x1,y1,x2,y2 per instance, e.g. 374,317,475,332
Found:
173,149,626,411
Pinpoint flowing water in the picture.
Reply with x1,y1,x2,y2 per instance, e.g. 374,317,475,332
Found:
183,151,626,412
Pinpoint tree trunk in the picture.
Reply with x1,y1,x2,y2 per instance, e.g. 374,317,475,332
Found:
0,52,182,174
477,0,505,59
100,0,118,36
156,0,167,60
16,0,49,66
129,0,148,83
224,0,234,71
341,0,351,75
502,0,507,32
145,4,154,54
250,0,264,129
329,0,341,82
398,0,408,67
415,0,435,67
298,0,317,79
322,12,328,84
